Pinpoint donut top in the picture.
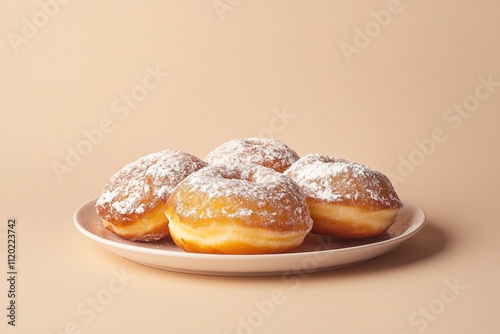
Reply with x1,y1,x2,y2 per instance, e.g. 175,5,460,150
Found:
205,137,300,173
169,163,313,232
284,154,403,210
96,150,206,223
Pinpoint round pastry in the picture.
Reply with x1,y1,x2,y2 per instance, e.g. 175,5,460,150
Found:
165,163,313,254
284,154,403,239
95,150,206,241
205,137,300,173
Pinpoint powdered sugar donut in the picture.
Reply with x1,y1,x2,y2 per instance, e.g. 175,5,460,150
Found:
165,163,313,254
205,138,300,173
284,154,403,238
95,150,206,241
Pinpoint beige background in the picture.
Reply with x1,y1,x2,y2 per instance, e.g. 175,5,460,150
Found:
1,0,499,333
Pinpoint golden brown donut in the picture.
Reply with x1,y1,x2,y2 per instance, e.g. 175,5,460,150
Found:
165,163,313,254
205,137,300,173
284,154,403,239
95,150,206,241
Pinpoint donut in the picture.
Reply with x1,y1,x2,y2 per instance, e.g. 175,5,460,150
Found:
284,154,403,239
165,163,313,254
95,150,206,241
205,137,300,173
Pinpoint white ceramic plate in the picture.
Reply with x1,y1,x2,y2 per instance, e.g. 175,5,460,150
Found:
74,198,425,276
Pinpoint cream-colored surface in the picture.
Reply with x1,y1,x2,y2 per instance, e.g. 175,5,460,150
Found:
308,201,400,237
1,1,499,333
167,213,308,254
102,204,169,241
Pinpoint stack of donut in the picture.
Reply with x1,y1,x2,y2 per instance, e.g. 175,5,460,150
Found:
95,138,403,254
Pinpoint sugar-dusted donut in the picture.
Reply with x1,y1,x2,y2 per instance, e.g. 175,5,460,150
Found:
165,163,313,254
284,154,403,238
95,150,206,241
205,137,300,173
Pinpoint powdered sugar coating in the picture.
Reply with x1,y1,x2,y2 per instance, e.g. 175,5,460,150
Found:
284,154,403,210
205,138,300,173
96,150,206,222
169,163,313,232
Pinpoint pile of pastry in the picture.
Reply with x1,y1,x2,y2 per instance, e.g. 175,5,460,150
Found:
95,138,403,254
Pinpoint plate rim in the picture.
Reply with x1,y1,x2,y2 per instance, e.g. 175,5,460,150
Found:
74,197,426,262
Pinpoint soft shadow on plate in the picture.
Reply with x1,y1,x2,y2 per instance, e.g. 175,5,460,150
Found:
168,221,448,286
314,220,448,275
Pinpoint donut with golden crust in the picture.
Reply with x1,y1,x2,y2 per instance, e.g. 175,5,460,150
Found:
95,150,206,241
284,154,403,239
165,163,313,254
